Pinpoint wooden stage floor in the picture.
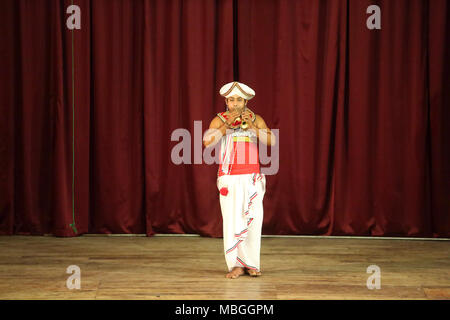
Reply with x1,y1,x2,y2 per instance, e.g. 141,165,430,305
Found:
0,235,448,300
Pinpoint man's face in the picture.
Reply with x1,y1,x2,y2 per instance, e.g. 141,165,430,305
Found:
226,95,247,113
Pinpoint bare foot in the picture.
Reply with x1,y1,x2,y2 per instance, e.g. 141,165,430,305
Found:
245,268,262,277
226,267,245,279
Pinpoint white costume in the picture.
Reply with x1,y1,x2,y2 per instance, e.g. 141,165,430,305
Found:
216,81,266,272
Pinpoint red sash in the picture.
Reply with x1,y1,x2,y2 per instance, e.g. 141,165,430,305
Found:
218,141,260,176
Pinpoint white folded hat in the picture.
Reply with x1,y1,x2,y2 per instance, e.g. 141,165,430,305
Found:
219,81,255,100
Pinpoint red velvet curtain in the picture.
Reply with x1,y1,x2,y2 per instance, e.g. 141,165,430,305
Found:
0,0,448,237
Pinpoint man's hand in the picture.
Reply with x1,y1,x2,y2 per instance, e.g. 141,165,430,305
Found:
241,110,257,130
226,110,241,127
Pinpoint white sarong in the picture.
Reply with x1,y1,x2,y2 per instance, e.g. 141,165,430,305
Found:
217,172,266,272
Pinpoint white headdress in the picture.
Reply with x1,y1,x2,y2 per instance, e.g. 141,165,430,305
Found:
219,81,255,100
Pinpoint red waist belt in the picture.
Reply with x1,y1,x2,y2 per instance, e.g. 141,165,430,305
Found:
218,141,260,176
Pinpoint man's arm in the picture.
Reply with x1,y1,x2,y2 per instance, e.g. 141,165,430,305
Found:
253,115,276,146
203,116,229,147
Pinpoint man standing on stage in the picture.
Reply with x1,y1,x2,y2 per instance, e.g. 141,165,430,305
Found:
203,81,276,279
